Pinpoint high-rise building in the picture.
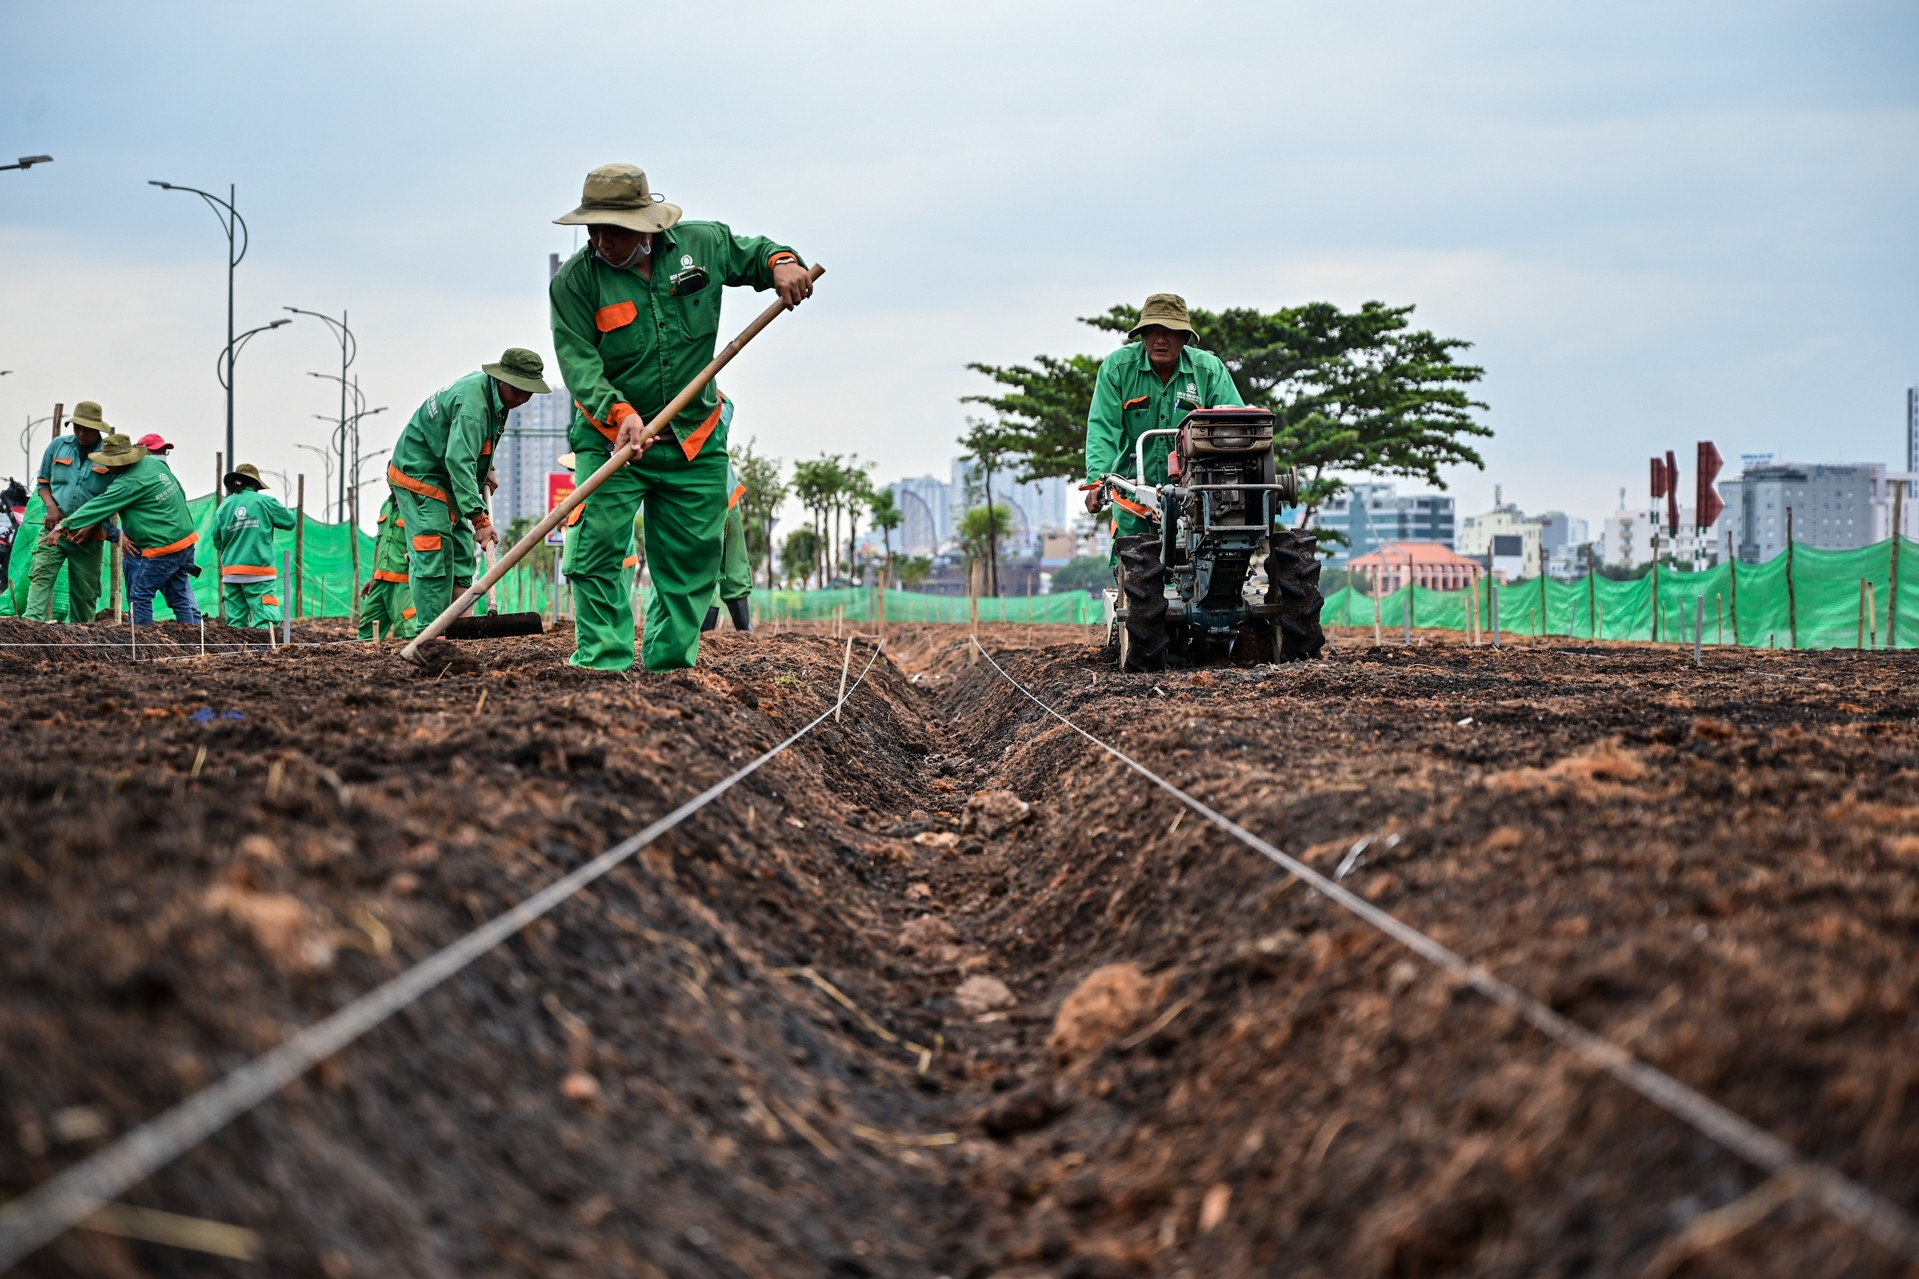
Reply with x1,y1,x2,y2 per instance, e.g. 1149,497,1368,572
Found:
1311,482,1455,566
1907,385,1919,492
950,459,1067,555
892,475,952,555
1720,462,1891,563
493,387,571,524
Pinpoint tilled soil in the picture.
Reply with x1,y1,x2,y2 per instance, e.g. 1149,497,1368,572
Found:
2,622,1916,1278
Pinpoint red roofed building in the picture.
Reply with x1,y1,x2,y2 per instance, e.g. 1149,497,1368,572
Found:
1348,540,1486,592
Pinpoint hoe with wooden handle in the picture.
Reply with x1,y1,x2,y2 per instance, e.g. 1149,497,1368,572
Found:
402,263,824,662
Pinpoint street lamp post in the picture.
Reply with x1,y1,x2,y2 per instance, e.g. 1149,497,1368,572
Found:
286,308,355,520
20,415,56,478
214,321,292,465
308,372,368,520
150,180,253,466
0,156,53,173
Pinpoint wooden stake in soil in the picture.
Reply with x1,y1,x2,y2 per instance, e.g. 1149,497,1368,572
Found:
1694,594,1703,666
294,474,305,618
1785,506,1797,649
1716,592,1724,645
1651,529,1661,642
836,634,854,722
282,551,293,647
1587,544,1597,638
1866,578,1878,649
402,264,826,661
1726,529,1739,645
1891,481,1903,648
348,482,361,630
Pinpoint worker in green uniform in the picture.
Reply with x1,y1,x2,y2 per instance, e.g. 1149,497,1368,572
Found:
549,162,811,670
212,463,296,627
387,348,550,632
359,495,418,639
23,400,116,623
1083,293,1244,551
702,461,752,632
47,433,202,624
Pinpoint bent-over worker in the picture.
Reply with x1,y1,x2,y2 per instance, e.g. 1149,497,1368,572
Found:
549,162,810,670
1083,293,1243,551
212,463,296,627
702,462,752,633
23,400,115,623
387,348,549,631
359,495,419,640
48,432,202,624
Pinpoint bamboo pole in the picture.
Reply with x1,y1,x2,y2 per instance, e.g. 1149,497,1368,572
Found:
1538,563,1548,640
294,474,306,619
348,482,361,630
1868,578,1878,649
1726,530,1738,645
214,452,226,624
404,264,824,661
1587,545,1597,639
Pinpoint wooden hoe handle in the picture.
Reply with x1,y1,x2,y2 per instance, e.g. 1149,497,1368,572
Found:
402,264,825,661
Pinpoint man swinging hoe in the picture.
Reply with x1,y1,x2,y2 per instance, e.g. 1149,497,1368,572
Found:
549,163,811,671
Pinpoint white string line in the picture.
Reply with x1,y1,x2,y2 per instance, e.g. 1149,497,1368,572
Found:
0,640,886,1271
968,638,1919,1263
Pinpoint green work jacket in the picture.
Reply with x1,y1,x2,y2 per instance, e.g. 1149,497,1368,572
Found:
212,489,296,575
63,457,198,557
550,222,801,458
372,496,410,579
1083,342,1244,488
37,434,113,518
389,371,504,521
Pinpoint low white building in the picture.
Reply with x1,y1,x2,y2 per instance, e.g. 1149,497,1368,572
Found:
1458,489,1547,580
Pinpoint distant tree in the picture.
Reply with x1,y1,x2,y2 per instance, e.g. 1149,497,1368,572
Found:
1047,556,1111,594
868,486,903,579
957,503,1014,589
733,438,787,590
839,456,875,579
780,527,819,589
958,417,1018,596
789,455,840,587
894,554,934,590
967,299,1490,552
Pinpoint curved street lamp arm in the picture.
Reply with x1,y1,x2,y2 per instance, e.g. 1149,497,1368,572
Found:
149,181,248,267
284,308,356,369
216,319,292,390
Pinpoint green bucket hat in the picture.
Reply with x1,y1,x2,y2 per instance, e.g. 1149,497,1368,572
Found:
553,164,682,235
225,462,267,490
482,347,552,395
69,401,111,434
89,432,147,467
1127,293,1198,341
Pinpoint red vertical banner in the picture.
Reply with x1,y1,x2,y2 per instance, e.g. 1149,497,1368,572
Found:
1650,457,1666,499
1696,441,1725,531
1665,450,1680,535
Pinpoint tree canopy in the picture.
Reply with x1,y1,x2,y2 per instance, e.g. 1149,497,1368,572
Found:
967,299,1490,532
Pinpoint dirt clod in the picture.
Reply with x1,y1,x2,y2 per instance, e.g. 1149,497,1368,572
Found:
1049,962,1156,1061
954,973,1016,1014
964,788,1032,838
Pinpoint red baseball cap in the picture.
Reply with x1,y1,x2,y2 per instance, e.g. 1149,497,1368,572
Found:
134,433,174,455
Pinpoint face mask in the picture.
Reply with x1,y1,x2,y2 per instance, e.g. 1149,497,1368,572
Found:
596,235,652,270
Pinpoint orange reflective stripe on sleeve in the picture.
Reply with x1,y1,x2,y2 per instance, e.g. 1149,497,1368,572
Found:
140,531,199,558
678,396,725,461
388,463,449,505
481,439,493,455
621,554,638,568
768,251,799,269
222,564,276,578
412,533,443,552
595,300,637,332
372,569,410,583
574,399,620,444
565,502,584,528
729,482,746,510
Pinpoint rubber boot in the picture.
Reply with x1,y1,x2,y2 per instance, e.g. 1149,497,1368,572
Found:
701,605,721,633
726,596,752,632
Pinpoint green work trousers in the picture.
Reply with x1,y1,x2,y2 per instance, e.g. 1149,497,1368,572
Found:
222,580,283,628
711,504,750,606
390,485,475,630
24,535,105,623
359,580,419,640
566,442,727,671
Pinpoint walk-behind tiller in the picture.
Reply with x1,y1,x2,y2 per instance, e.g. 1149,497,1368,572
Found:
1092,407,1325,671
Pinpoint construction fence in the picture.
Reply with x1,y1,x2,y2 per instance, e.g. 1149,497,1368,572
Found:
1325,536,1919,650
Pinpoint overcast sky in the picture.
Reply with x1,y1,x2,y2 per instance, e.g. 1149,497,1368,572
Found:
3,0,1914,532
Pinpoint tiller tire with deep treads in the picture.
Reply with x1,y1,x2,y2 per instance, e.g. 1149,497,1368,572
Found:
1115,535,1171,672
1266,528,1326,662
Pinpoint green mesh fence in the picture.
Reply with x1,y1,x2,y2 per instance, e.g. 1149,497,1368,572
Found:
744,586,1105,626
1322,536,1919,649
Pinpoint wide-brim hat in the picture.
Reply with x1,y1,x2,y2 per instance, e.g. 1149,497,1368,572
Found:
553,163,682,235
482,347,552,395
1127,293,1198,341
225,462,266,490
89,432,147,467
69,401,110,434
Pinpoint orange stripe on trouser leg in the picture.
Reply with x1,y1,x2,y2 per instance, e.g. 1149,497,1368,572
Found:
402,608,416,619
263,595,280,606
412,534,443,551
